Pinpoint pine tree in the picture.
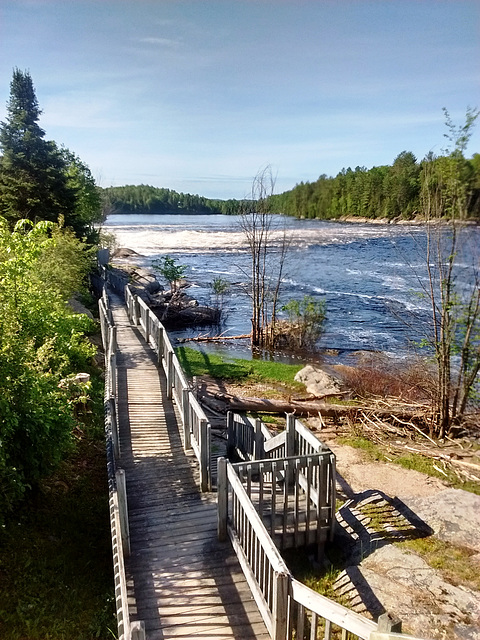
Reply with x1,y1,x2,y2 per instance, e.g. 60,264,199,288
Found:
0,68,76,226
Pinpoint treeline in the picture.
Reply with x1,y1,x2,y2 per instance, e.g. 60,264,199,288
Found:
268,151,480,220
102,184,243,216
0,70,102,240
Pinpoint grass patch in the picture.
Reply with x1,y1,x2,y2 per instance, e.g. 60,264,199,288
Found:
176,346,303,387
338,436,387,462
0,368,115,640
282,544,347,602
398,537,480,591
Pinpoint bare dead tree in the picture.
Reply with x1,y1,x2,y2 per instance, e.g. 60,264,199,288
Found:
421,108,480,437
239,166,290,348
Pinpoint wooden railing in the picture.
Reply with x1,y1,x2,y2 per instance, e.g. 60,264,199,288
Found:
217,456,291,640
124,285,211,491
227,412,336,545
99,289,145,640
218,455,408,640
233,453,334,552
101,275,417,640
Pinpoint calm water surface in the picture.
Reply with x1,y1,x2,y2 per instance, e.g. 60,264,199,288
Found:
104,214,479,364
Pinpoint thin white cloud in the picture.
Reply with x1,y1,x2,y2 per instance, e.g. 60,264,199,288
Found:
136,37,181,48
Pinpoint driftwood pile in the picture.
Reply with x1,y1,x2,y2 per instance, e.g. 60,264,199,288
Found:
343,407,480,486
196,376,480,487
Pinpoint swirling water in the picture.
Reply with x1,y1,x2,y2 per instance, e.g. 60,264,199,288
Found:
104,214,479,363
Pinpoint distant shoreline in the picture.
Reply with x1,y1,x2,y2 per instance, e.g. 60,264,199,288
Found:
106,210,480,225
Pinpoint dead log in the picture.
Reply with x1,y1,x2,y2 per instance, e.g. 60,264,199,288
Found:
210,392,353,417
203,390,432,420
177,333,251,343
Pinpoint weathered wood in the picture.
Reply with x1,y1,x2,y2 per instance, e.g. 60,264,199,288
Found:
106,291,269,639
221,394,351,416
116,469,130,558
217,456,228,542
377,612,402,633
177,333,251,343
272,571,289,640
130,620,145,640
290,578,377,639
181,387,191,450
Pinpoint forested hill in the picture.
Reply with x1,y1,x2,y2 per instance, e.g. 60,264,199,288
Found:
102,184,243,215
268,151,480,220
102,151,480,221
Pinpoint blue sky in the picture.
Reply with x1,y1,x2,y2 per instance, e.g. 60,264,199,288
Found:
1,0,479,199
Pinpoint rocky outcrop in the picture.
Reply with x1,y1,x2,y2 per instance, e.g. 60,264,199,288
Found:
107,253,219,329
294,364,345,397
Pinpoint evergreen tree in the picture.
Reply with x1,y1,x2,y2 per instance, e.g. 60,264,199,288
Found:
0,68,76,227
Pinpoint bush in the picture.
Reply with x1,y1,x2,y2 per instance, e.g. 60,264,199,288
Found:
275,295,326,349
0,218,98,521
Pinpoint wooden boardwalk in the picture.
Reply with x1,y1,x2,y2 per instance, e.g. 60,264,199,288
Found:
110,294,269,640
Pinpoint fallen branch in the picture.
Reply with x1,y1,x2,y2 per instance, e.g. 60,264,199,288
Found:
177,333,251,343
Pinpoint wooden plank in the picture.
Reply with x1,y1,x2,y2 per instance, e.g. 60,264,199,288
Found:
107,292,269,640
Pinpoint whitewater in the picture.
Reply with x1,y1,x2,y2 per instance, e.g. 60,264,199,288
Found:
103,214,479,363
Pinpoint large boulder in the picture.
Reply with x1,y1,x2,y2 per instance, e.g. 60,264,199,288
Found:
294,364,343,397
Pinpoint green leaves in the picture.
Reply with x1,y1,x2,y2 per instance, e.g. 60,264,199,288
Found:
0,218,96,522
154,254,188,291
0,70,101,238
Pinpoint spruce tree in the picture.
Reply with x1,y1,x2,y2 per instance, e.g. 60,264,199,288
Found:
0,68,76,227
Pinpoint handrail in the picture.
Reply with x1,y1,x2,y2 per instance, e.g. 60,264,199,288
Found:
290,578,378,640
124,284,211,491
218,453,411,640
227,412,336,544
233,453,334,551
218,457,290,640
99,289,145,640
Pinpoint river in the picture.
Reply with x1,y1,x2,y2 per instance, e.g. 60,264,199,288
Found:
103,214,479,364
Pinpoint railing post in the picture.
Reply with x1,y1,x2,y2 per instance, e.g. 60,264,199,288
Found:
272,571,289,640
108,324,117,358
285,414,296,487
116,469,131,557
254,418,264,460
227,411,234,458
182,388,191,450
199,419,210,492
109,397,120,460
166,350,173,399
133,295,140,325
217,457,228,542
377,613,402,633
145,310,150,346
131,620,146,640
157,324,164,365
110,353,117,398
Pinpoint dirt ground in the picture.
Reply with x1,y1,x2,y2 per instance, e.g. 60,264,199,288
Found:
309,427,480,640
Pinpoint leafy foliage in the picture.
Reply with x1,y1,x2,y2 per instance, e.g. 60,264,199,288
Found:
268,149,480,220
278,295,326,349
0,218,96,521
421,108,480,436
154,254,187,291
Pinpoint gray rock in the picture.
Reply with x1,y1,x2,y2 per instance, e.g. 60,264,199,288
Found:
68,297,94,319
294,364,343,396
145,280,163,294
358,546,480,639
404,489,480,552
